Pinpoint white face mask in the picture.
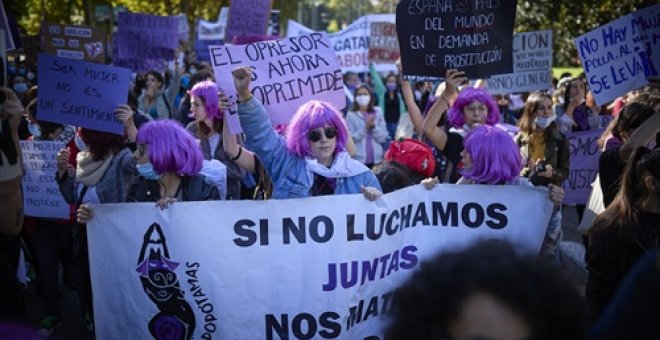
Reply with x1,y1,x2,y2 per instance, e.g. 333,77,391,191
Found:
355,95,371,107
535,113,557,129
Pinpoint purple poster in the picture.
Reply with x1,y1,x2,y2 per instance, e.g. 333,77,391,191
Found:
116,12,179,60
562,129,604,205
225,0,272,43
37,54,130,135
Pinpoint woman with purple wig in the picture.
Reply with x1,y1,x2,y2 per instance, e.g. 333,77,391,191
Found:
422,69,500,183
186,80,244,200
231,66,382,200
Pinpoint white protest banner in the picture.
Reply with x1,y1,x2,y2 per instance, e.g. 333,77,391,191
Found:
487,30,553,95
369,22,399,64
574,4,660,106
20,141,68,219
88,184,552,339
562,129,604,205
209,32,345,133
286,19,313,37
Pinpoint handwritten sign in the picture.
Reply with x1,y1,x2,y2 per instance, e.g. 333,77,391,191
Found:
225,0,272,43
116,12,179,60
37,54,130,135
396,0,517,80
209,32,345,133
369,22,400,64
562,129,604,205
21,141,68,219
574,4,660,106
487,30,553,94
42,23,107,63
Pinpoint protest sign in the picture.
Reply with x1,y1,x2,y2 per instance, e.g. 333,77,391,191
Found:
286,19,314,37
20,141,68,219
116,12,179,60
37,54,130,134
369,22,399,64
196,8,229,63
574,4,660,106
331,14,397,73
0,1,15,50
88,184,553,339
42,23,107,63
111,32,165,73
209,32,345,133
268,9,281,36
225,0,272,43
396,0,517,80
562,129,604,205
487,30,553,95
175,14,190,41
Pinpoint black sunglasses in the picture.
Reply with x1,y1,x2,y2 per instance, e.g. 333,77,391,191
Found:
307,127,338,142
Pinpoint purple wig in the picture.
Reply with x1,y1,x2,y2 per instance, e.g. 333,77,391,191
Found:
447,87,500,128
285,100,349,157
460,125,522,184
189,80,223,121
136,120,203,176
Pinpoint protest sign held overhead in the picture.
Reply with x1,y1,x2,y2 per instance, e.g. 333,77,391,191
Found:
37,54,130,135
209,32,345,133
225,0,272,43
574,4,660,106
562,129,604,205
41,23,106,63
116,12,179,60
20,141,68,219
369,22,400,64
396,0,517,80
88,184,552,339
487,30,553,94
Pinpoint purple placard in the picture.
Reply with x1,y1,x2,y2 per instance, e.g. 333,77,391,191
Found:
210,32,346,133
116,12,179,60
37,54,130,135
562,129,604,205
195,38,222,63
111,31,165,73
225,0,271,43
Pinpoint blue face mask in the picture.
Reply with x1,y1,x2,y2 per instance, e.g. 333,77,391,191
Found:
28,123,41,139
181,75,191,90
136,162,162,180
13,82,28,94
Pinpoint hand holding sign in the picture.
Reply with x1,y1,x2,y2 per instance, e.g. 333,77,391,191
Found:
443,69,467,99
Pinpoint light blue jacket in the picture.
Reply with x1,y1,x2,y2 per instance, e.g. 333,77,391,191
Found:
238,98,382,199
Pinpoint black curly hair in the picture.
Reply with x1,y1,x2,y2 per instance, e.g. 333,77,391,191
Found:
385,239,588,340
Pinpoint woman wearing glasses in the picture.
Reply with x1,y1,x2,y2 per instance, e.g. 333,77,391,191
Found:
230,66,382,200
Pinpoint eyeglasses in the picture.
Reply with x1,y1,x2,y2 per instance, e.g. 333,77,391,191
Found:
307,127,338,142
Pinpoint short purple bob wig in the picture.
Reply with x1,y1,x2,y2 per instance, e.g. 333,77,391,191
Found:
189,80,223,121
460,125,522,184
447,87,500,128
285,100,348,158
136,119,203,176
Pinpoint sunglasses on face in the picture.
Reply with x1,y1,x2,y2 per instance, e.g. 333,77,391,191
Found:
307,127,338,142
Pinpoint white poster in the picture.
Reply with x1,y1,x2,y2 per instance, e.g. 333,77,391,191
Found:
20,141,68,219
88,184,553,339
487,30,553,95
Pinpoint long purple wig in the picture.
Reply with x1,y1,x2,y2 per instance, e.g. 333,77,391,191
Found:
285,100,348,158
189,80,223,121
447,87,500,128
460,125,522,184
136,120,203,176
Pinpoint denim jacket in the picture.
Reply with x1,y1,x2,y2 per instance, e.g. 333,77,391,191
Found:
238,98,381,199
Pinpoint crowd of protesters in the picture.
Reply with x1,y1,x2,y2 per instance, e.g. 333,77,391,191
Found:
0,29,659,339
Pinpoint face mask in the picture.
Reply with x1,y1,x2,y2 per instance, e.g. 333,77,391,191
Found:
136,162,162,180
28,123,41,139
535,113,557,129
181,75,191,90
189,68,197,75
75,134,88,152
386,83,397,92
17,68,26,76
27,72,36,81
13,82,28,94
355,95,371,107
414,90,422,101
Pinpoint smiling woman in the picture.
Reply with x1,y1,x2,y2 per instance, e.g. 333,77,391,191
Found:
231,66,383,200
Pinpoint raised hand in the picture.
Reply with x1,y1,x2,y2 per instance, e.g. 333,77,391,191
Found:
231,66,253,101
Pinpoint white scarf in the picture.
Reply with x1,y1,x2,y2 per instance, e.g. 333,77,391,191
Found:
305,151,370,183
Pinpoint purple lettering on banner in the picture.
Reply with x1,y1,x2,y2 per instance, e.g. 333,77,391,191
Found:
116,12,179,60
225,0,272,43
561,129,604,205
37,53,130,135
210,32,346,134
